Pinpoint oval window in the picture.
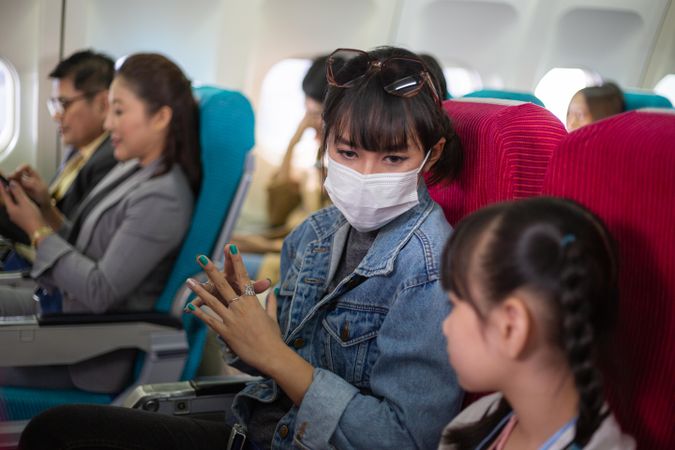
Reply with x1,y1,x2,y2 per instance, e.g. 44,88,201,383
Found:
0,58,19,156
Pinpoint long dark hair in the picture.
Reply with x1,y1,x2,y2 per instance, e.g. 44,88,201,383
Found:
440,197,619,448
320,46,462,185
116,53,201,194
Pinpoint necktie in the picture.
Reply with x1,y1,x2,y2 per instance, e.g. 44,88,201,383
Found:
49,151,86,201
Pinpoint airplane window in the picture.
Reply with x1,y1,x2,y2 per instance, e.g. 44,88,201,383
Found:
535,67,602,123
0,58,19,156
257,58,318,169
654,74,675,106
443,67,483,97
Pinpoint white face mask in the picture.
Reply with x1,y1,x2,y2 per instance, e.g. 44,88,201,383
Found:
324,151,431,232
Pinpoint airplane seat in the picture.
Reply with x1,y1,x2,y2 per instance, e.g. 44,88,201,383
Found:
0,86,255,442
426,98,566,408
462,89,545,107
541,110,675,449
623,90,673,111
426,98,567,227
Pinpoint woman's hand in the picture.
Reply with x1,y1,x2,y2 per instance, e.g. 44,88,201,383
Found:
186,243,315,406
0,181,48,236
9,165,51,209
185,244,285,372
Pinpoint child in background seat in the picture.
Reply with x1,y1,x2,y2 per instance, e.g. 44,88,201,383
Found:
438,197,635,450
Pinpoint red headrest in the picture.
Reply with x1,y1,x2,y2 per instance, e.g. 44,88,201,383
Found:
427,100,566,226
542,110,675,448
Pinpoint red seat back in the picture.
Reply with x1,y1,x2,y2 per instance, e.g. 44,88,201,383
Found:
429,99,566,409
542,110,675,449
427,99,566,226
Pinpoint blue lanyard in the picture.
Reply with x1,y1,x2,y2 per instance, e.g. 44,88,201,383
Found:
475,414,577,450
539,417,577,450
475,412,514,450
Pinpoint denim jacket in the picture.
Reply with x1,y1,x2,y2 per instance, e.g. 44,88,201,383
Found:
232,184,463,449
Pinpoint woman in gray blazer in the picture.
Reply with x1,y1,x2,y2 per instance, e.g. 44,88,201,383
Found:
0,53,201,393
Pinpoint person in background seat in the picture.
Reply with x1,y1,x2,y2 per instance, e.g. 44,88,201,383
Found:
0,50,117,250
0,53,200,394
233,55,332,284
566,82,624,132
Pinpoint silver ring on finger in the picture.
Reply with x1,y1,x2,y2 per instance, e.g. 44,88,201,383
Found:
242,281,256,297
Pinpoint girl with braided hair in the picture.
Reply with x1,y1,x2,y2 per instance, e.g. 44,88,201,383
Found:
438,197,635,450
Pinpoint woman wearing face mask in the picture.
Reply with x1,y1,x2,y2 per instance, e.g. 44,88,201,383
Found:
20,47,462,450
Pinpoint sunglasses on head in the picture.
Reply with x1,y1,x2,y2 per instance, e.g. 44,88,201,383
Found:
326,48,442,107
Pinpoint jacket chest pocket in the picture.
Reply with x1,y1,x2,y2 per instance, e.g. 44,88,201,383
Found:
321,303,386,388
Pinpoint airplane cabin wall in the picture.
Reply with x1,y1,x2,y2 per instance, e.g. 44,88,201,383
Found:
2,0,674,177
0,0,62,178
644,0,675,87
394,0,672,91
59,0,675,110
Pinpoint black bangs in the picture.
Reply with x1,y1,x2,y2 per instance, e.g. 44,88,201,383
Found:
328,74,418,152
441,203,507,312
321,46,462,184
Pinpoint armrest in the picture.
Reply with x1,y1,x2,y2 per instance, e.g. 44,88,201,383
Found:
122,375,261,417
38,312,183,329
0,269,32,287
0,316,187,367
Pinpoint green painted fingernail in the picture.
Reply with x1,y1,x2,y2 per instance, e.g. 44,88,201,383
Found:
198,255,208,265
187,303,196,311
229,244,238,255
274,287,280,296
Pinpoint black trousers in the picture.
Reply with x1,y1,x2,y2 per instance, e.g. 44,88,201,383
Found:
19,404,234,450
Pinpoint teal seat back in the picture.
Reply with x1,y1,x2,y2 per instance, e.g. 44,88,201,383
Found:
155,86,255,313
623,91,673,111
464,89,545,107
159,86,254,380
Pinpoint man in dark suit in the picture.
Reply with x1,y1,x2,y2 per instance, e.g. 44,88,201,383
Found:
0,50,117,245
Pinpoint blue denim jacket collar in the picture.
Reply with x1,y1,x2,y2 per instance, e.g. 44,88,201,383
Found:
308,182,436,278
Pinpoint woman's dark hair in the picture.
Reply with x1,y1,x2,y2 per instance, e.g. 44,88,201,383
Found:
579,82,625,122
440,197,619,449
420,54,449,100
320,46,462,185
302,55,330,103
116,53,201,194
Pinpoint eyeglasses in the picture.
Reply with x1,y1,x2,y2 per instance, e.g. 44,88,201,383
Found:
326,48,442,107
46,92,99,117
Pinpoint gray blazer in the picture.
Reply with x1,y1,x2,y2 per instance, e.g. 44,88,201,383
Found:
30,158,194,392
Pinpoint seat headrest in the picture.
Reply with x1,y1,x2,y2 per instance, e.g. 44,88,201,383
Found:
426,99,566,225
623,90,673,111
463,89,545,107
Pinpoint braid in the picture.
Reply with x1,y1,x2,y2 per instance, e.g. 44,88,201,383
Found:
558,240,607,446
